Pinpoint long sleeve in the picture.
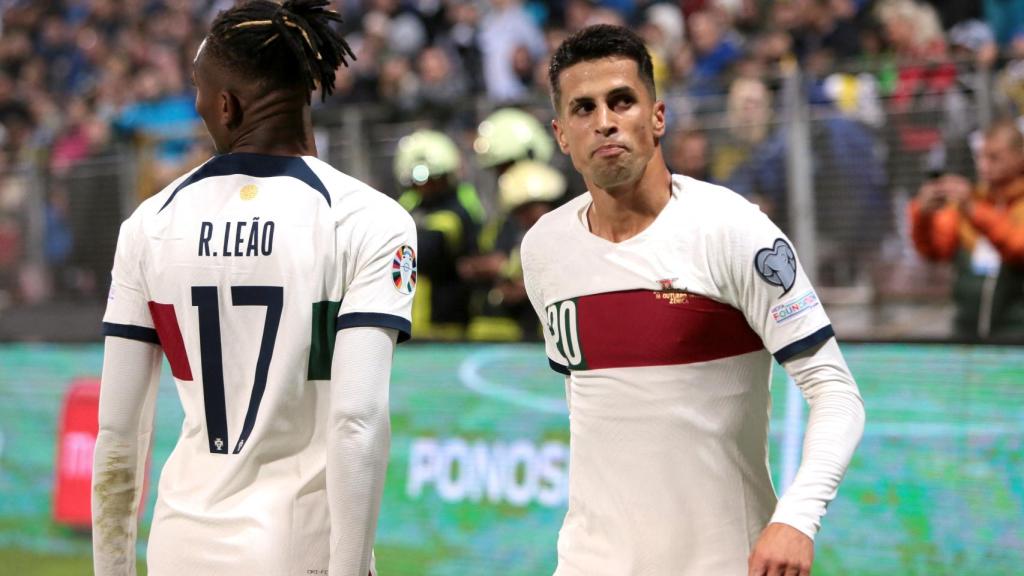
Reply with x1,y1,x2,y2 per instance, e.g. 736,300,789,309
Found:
967,201,1024,264
92,336,162,576
908,200,961,261
769,338,866,539
327,326,397,576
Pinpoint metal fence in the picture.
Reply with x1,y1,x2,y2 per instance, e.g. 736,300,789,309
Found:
0,60,1008,341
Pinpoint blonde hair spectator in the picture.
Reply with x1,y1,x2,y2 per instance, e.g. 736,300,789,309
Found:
876,0,946,58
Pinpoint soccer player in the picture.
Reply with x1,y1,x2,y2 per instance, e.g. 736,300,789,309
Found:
91,2,415,576
521,25,866,576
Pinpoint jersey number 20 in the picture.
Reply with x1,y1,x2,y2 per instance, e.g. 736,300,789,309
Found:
192,286,282,454
546,300,583,368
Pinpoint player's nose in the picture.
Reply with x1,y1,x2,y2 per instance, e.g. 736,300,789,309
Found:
594,104,617,136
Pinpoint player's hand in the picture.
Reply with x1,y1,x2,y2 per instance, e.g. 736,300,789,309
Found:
748,522,814,576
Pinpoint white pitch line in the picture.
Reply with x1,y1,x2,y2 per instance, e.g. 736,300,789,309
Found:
458,347,568,415
459,349,1024,436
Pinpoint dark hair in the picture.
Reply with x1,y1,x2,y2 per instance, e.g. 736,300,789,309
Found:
548,24,655,111
206,0,355,102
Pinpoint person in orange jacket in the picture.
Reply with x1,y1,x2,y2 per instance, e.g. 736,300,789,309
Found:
909,119,1024,338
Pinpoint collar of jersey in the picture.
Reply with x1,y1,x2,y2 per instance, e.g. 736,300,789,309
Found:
159,152,330,212
574,176,682,246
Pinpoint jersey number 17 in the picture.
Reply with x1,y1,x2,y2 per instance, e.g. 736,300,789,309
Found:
192,285,282,455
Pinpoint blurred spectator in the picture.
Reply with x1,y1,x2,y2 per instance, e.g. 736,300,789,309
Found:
637,4,679,97
479,0,546,102
329,23,385,104
413,46,472,128
710,77,775,202
468,160,564,341
439,0,486,95
378,55,419,117
668,129,714,181
589,0,636,21
776,0,863,63
0,71,33,155
948,20,999,159
996,31,1024,115
909,119,1024,338
712,76,888,284
114,63,200,189
643,2,685,57
394,129,484,340
564,0,601,32
465,107,555,340
948,19,998,71
821,71,884,128
877,0,971,195
365,0,429,58
50,95,110,174
878,0,946,58
0,150,21,303
528,26,570,97
43,186,73,292
748,27,798,86
687,9,743,97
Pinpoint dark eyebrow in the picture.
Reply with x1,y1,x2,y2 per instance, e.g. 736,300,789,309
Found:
567,85,639,110
606,86,638,100
568,95,594,109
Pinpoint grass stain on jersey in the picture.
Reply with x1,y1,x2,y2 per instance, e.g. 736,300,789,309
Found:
92,447,137,572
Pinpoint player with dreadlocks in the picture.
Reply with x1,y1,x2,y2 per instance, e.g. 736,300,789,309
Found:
92,2,414,575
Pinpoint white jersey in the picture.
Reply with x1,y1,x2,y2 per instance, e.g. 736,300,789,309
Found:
102,153,416,575
521,175,833,576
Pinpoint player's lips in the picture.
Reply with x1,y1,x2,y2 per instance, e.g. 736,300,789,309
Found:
592,143,627,158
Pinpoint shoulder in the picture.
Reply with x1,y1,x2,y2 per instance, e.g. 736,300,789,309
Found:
127,162,208,230
304,157,413,229
674,174,773,239
676,175,760,221
303,159,416,257
522,192,589,258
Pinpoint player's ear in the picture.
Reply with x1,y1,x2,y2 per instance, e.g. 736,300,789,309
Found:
552,118,570,155
221,89,243,131
651,100,666,139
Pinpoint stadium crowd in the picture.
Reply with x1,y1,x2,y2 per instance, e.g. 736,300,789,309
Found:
1,0,1024,340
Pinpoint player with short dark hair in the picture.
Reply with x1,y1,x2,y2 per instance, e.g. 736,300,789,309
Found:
523,24,866,576
92,2,414,575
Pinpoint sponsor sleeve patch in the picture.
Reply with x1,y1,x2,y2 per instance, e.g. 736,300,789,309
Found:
770,290,820,324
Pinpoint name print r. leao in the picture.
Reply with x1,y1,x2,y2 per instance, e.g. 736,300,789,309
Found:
198,218,275,257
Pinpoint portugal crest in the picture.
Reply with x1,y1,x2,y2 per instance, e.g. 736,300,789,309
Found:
392,245,417,295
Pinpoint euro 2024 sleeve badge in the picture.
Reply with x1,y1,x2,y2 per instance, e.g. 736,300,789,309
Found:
392,245,417,295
